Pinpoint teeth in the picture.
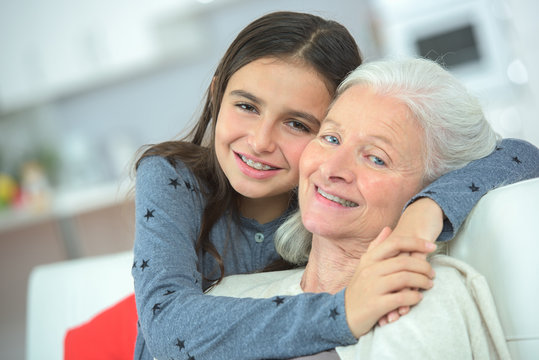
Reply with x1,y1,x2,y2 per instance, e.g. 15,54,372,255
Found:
317,188,358,207
240,155,276,171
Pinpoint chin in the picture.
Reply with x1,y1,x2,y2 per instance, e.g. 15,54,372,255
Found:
302,215,334,237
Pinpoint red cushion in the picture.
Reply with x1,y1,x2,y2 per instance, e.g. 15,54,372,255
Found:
64,293,137,360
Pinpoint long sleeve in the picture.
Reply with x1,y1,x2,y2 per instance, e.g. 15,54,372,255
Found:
343,256,510,360
132,156,356,360
408,138,539,241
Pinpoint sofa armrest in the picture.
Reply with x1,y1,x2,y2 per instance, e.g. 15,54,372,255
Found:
26,251,134,360
449,178,539,359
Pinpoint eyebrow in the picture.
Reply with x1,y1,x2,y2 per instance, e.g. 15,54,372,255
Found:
229,90,263,105
322,117,395,147
230,90,321,126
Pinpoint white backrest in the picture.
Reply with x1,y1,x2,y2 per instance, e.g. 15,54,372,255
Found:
449,178,539,359
26,251,134,360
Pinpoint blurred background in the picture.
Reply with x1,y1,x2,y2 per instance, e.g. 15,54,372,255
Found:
0,0,537,358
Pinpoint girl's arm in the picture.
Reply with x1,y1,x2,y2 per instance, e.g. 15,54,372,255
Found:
407,138,539,241
133,156,356,360
377,138,538,325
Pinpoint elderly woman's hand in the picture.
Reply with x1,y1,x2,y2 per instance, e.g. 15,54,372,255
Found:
344,226,437,339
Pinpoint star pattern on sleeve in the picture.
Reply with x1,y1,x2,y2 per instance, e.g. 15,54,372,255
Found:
140,259,150,271
183,180,197,193
424,190,437,195
164,289,176,296
132,261,137,269
169,178,180,189
175,338,185,351
272,296,285,306
468,183,480,192
329,307,340,320
144,209,155,221
187,354,195,360
512,156,522,164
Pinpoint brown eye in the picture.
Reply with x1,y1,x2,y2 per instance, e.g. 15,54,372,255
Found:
286,120,310,133
237,103,258,113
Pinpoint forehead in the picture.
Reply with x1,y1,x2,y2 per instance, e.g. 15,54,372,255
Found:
225,57,333,114
326,85,419,142
230,57,325,87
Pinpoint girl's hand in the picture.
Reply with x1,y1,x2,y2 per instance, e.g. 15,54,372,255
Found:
344,227,436,338
377,197,444,326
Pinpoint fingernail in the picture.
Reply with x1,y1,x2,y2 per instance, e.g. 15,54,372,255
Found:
398,307,407,315
379,318,388,326
388,313,398,323
426,242,437,251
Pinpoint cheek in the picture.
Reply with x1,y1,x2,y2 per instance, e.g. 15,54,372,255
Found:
215,109,244,153
214,112,228,145
299,143,322,181
364,177,420,222
362,177,402,212
285,139,314,175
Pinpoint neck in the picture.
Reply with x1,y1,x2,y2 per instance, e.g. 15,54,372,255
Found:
301,234,371,294
239,193,291,224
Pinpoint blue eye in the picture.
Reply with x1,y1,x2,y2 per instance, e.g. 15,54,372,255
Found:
368,155,385,166
323,135,339,145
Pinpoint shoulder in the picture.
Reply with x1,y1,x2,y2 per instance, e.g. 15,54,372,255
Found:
342,255,504,359
137,155,193,179
207,268,305,298
497,137,538,152
423,255,480,307
137,155,200,191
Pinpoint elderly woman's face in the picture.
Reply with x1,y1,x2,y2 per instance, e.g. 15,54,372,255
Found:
298,85,426,240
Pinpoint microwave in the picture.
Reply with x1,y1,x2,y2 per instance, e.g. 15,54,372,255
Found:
369,0,516,100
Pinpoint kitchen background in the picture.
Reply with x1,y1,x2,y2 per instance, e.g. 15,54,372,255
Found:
0,0,537,358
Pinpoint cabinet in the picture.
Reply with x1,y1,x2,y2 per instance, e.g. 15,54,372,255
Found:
0,0,209,114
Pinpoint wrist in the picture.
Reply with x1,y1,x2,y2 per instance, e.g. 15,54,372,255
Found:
397,198,443,242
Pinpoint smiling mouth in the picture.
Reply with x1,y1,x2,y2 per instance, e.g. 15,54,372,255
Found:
239,154,278,171
317,187,358,207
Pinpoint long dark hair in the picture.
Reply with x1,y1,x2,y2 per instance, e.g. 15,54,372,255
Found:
136,11,362,282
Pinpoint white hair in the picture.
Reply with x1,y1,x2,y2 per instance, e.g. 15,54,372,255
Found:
275,57,499,265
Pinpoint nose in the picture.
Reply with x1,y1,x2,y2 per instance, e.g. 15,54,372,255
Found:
319,146,356,184
248,117,277,154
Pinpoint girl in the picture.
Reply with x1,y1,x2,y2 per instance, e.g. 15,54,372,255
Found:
133,11,539,360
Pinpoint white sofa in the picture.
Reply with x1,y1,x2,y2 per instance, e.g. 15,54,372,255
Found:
26,178,539,360
26,251,134,360
448,177,539,359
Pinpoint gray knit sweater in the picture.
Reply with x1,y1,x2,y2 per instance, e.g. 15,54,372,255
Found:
132,138,538,360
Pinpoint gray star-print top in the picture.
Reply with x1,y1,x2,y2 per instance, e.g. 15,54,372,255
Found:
133,138,538,360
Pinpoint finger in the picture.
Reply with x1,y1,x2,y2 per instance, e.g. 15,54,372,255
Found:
398,305,410,316
381,289,425,312
367,236,436,262
367,226,393,251
378,271,434,294
410,251,428,260
386,309,400,323
366,255,435,279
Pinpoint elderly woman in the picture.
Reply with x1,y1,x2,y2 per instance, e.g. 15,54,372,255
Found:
208,58,510,359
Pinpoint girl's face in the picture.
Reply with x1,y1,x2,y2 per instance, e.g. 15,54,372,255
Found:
215,57,332,215
299,85,426,241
